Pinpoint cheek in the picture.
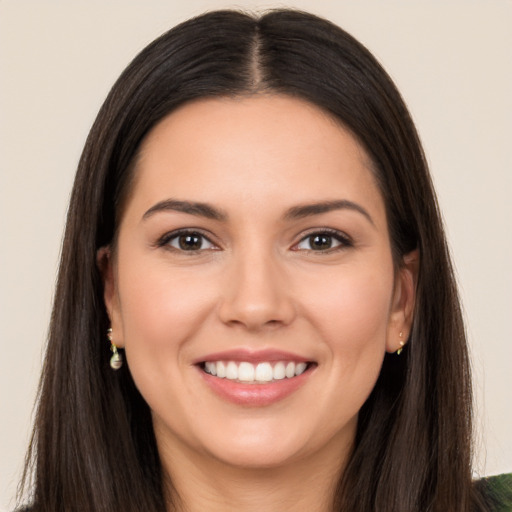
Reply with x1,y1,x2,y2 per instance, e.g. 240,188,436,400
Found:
114,259,222,424
298,259,394,364
313,268,393,413
116,258,218,359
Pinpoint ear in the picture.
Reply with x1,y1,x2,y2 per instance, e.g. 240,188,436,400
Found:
385,249,419,353
96,246,124,348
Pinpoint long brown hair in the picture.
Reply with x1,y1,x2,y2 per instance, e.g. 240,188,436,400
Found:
20,9,486,511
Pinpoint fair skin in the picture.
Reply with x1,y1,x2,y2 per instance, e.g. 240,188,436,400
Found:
101,95,417,512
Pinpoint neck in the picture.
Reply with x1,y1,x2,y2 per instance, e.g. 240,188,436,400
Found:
158,435,351,512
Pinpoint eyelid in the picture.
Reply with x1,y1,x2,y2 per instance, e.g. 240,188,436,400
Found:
291,228,353,252
156,228,220,251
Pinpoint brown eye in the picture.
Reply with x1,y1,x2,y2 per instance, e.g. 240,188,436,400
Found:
294,230,352,252
178,233,203,250
163,231,216,252
309,234,334,250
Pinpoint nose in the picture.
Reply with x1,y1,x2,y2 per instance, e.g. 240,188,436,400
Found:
217,248,296,331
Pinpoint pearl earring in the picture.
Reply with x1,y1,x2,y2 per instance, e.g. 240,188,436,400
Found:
396,331,405,355
107,327,123,370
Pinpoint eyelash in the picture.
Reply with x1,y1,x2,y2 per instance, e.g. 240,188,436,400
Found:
292,228,353,253
156,228,353,254
157,229,218,253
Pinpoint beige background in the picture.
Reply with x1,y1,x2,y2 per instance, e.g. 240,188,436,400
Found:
1,1,511,509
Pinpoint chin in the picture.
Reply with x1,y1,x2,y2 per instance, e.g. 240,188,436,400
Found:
206,438,310,470
192,414,354,471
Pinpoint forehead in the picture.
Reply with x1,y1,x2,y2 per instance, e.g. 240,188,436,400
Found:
139,94,372,170
124,95,386,226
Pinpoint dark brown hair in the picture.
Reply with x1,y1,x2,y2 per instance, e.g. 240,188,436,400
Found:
19,9,486,511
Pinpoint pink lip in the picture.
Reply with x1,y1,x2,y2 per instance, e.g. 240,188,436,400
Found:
193,348,311,365
194,348,316,407
198,367,314,407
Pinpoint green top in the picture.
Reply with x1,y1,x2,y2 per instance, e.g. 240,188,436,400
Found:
477,473,512,511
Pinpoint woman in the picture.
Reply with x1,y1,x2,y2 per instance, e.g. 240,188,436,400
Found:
17,9,511,512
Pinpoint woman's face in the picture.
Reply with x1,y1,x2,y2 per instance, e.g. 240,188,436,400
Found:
103,95,416,472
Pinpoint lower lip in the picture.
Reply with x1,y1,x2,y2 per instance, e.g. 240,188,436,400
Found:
198,366,314,407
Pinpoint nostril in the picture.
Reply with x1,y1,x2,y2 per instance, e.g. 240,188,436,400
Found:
217,264,296,329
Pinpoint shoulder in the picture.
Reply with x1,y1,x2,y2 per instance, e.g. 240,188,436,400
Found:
474,473,512,511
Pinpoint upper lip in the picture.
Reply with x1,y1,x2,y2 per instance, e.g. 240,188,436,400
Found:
193,348,313,365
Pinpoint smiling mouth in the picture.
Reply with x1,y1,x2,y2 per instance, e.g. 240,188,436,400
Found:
199,360,314,384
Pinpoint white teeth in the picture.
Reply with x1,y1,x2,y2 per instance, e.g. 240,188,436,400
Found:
273,362,286,380
204,361,217,376
238,362,255,382
216,361,226,378
255,362,273,382
226,361,238,380
202,360,310,382
295,362,307,376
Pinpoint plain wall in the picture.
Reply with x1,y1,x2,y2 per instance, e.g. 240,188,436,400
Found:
1,1,511,509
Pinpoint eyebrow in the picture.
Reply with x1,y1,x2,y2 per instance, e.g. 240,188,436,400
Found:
142,198,374,226
142,199,227,221
284,200,375,226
